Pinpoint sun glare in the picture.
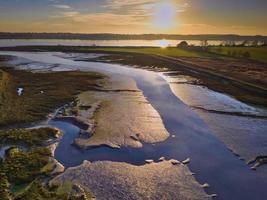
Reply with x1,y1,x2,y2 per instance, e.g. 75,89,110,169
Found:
153,1,177,29
157,39,169,48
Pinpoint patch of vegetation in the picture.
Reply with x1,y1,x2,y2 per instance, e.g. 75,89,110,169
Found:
0,147,54,199
0,66,105,126
14,181,69,200
0,126,59,199
0,167,11,200
2,147,51,184
87,47,214,58
0,127,59,146
11,183,29,197
0,126,84,199
87,46,267,62
208,46,267,62
14,180,90,200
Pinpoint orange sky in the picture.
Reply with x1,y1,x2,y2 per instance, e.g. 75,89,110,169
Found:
0,0,266,35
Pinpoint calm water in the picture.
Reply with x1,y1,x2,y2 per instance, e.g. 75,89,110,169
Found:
1,51,267,200
0,39,232,47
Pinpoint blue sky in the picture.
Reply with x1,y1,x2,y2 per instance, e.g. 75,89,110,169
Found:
0,0,266,35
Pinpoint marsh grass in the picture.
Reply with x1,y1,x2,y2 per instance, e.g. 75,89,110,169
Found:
13,181,70,200
0,127,59,146
0,66,105,126
0,126,78,199
3,147,51,184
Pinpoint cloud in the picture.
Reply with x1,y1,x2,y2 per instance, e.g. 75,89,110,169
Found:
49,0,190,33
104,0,158,9
52,11,148,26
52,4,71,9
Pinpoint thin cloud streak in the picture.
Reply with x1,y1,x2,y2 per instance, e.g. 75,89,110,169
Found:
52,4,72,9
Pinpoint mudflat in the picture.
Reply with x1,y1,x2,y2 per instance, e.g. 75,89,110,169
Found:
51,160,212,200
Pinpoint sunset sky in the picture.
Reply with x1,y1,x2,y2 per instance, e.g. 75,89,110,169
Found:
0,0,266,35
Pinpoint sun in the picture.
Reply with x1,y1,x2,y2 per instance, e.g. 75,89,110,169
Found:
153,1,177,29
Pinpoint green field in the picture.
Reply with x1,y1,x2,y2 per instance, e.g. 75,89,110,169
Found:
87,47,213,58
209,46,267,62
87,46,267,62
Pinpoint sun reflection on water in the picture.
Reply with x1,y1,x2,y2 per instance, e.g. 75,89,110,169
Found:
157,39,170,48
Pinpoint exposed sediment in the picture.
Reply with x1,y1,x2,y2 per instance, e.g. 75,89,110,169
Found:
51,160,211,200
63,76,170,149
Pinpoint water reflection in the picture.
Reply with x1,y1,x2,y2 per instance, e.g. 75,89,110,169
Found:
0,39,237,47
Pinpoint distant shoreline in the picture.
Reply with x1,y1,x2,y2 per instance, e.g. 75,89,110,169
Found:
0,32,267,41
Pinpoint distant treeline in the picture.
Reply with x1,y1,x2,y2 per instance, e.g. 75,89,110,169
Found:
0,32,267,42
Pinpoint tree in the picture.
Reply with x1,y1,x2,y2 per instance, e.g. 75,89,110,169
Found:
177,41,188,48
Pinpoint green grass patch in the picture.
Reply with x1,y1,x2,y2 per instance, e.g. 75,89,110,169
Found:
55,181,72,196
14,181,69,200
81,46,267,62
209,46,267,62
0,127,59,146
11,183,29,197
86,47,214,58
0,126,76,199
2,147,51,184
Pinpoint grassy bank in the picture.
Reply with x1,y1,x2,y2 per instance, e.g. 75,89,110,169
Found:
87,47,214,58
208,46,267,62
0,64,105,127
86,46,267,62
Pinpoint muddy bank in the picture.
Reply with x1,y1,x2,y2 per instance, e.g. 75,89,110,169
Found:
51,160,212,200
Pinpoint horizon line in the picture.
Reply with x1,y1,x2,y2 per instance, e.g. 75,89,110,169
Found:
0,32,266,37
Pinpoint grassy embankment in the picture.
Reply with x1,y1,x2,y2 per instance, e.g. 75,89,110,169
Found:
208,46,267,62
85,46,267,62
